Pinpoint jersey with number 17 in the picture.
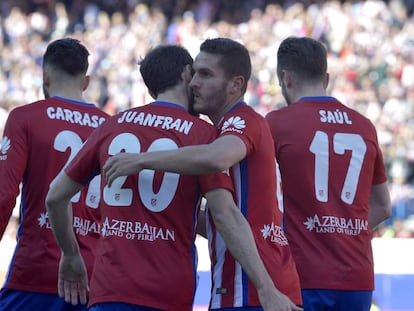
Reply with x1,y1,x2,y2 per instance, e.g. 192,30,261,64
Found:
266,97,387,290
0,97,108,294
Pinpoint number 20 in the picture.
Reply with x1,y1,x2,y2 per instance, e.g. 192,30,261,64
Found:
103,133,179,212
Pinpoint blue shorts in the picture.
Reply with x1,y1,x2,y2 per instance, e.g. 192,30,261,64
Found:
0,288,88,311
211,308,263,311
89,302,164,311
301,289,372,311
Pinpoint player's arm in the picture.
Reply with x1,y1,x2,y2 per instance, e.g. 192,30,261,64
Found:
204,188,302,311
104,135,246,186
0,111,28,239
0,168,20,238
368,182,391,230
46,172,83,257
0,189,17,239
196,207,207,239
45,172,88,306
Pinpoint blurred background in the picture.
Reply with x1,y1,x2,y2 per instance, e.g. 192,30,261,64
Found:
0,0,414,310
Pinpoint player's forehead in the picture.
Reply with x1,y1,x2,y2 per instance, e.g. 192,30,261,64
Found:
193,51,223,73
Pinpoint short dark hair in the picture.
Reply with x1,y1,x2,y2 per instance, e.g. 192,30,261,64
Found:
277,36,327,82
139,45,193,98
43,38,89,76
200,38,251,94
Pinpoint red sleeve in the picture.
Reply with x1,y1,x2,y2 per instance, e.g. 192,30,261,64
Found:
65,125,104,185
0,108,28,237
199,170,234,195
371,125,388,185
218,109,261,156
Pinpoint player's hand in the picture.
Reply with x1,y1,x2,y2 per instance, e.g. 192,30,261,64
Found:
258,287,303,311
58,253,89,306
103,153,142,186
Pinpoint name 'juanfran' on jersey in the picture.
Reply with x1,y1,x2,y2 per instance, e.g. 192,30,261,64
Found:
47,106,107,128
117,111,193,134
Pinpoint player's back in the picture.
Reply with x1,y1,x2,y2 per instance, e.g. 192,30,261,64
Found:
65,102,230,311
266,97,387,290
0,97,108,294
208,103,302,308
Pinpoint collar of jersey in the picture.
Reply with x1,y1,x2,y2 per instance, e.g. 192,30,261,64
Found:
226,101,246,114
150,101,186,111
52,96,95,107
298,96,337,102
218,101,246,126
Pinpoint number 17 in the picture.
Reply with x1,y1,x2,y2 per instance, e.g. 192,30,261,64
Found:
309,131,366,205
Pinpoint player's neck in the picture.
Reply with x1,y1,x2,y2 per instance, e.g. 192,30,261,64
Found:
292,85,327,103
157,90,189,111
210,94,244,126
49,91,84,102
47,83,85,102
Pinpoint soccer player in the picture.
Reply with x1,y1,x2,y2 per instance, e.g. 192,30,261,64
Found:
103,38,303,311
265,36,392,311
0,38,109,310
46,44,290,311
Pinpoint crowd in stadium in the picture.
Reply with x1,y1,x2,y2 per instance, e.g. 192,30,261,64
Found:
1,0,414,237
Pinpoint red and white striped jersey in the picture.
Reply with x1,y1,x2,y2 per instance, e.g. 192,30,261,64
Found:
207,102,302,309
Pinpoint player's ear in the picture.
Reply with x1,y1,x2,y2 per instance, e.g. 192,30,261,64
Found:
83,75,90,91
323,73,330,90
148,89,157,100
43,70,50,87
183,64,193,83
229,76,244,94
281,70,293,88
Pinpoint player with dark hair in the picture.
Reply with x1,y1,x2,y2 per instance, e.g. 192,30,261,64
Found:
103,38,303,311
0,38,109,310
265,36,391,311
46,44,288,311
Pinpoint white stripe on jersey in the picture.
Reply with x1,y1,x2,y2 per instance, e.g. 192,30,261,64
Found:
232,162,244,307
208,162,246,308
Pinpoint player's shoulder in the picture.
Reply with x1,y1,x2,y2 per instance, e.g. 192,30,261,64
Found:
265,104,290,119
343,104,371,121
333,101,376,129
190,115,215,128
7,99,47,118
98,110,123,128
226,103,266,124
218,105,268,141
79,102,110,116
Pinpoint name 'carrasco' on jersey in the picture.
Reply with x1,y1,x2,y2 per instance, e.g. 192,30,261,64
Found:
46,106,106,128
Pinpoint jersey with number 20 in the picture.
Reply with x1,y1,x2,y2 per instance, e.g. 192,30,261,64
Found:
65,102,233,311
